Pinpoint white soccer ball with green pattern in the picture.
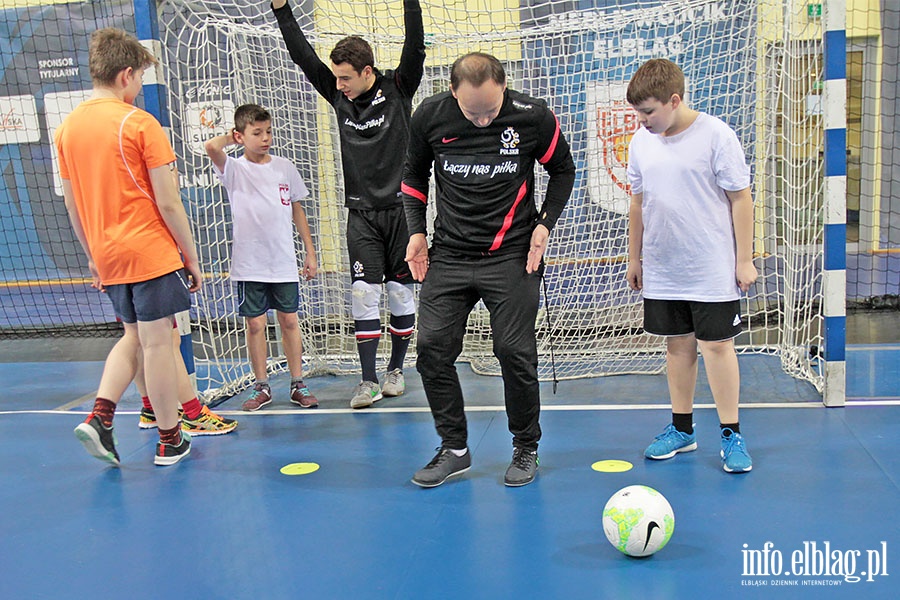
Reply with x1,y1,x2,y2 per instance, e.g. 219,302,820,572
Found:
603,485,675,557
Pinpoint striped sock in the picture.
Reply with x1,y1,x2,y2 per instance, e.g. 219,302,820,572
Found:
92,398,117,428
158,424,182,446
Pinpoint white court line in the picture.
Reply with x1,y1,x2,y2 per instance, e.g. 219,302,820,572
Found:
4,399,899,417
847,344,900,351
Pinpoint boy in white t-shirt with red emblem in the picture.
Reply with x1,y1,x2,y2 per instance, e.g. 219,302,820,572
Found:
625,59,758,473
205,104,318,411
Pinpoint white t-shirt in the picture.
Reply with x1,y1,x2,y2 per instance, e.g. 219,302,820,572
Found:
627,112,751,302
215,155,310,282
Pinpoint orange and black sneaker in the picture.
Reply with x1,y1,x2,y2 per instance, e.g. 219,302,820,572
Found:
182,405,238,436
138,407,184,430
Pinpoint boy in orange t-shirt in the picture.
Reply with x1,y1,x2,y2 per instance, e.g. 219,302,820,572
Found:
56,28,202,466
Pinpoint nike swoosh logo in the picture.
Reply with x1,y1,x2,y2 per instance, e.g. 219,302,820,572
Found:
643,521,661,553
442,137,459,144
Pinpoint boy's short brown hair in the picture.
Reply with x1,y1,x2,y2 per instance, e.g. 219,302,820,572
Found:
329,36,375,75
89,28,157,86
626,58,685,106
233,104,272,134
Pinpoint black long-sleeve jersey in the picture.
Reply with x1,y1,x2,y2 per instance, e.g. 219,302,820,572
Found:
273,0,425,211
402,89,576,259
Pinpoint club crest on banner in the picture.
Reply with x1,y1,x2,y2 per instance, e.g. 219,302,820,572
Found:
586,81,634,215
598,101,638,194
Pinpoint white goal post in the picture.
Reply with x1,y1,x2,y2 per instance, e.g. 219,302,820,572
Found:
155,0,829,402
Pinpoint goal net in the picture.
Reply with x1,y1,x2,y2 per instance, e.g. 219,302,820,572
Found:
155,0,827,401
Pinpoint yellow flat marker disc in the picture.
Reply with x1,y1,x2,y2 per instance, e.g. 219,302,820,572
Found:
591,460,633,473
280,462,320,476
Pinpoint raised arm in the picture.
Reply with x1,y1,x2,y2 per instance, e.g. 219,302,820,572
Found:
203,131,237,173
271,0,339,104
394,0,426,97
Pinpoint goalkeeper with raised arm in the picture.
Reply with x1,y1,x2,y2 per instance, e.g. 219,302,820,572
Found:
271,0,425,409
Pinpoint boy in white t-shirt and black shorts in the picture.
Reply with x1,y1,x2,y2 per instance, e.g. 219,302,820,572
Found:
205,104,318,411
625,59,758,473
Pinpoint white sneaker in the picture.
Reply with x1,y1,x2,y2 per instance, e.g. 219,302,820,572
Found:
381,368,406,397
350,380,382,409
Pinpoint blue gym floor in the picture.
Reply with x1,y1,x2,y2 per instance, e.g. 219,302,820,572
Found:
1,347,898,599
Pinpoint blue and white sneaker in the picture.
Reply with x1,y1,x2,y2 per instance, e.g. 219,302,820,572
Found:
720,428,753,473
644,423,698,460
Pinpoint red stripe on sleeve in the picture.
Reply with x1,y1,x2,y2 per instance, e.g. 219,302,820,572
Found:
538,113,561,165
488,180,529,252
401,182,428,203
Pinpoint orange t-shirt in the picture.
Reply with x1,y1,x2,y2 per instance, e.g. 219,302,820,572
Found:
55,97,185,285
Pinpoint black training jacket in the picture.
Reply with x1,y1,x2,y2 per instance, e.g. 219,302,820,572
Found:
402,89,576,259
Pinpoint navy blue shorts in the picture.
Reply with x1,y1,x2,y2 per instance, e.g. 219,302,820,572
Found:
105,269,191,324
346,207,414,285
236,281,299,317
643,298,742,342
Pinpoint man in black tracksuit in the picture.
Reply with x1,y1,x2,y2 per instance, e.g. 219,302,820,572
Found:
402,53,576,488
272,0,425,409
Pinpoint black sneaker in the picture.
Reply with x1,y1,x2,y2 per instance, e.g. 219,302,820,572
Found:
504,447,539,487
411,447,471,488
154,430,192,466
74,414,120,466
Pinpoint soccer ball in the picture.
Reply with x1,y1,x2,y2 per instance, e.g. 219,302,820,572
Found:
602,485,675,557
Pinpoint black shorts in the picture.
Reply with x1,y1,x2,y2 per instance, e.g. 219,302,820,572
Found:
105,269,190,324
643,298,742,342
236,281,299,317
346,207,414,285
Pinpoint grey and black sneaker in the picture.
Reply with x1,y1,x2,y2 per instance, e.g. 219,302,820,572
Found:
411,447,472,488
74,414,120,466
504,447,539,487
381,368,406,397
350,380,382,409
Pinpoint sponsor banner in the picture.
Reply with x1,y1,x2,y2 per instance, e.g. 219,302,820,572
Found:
0,95,41,144
183,100,235,156
180,81,235,156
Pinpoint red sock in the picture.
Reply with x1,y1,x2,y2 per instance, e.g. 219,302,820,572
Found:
182,398,202,420
92,398,117,428
158,424,182,446
142,396,152,410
